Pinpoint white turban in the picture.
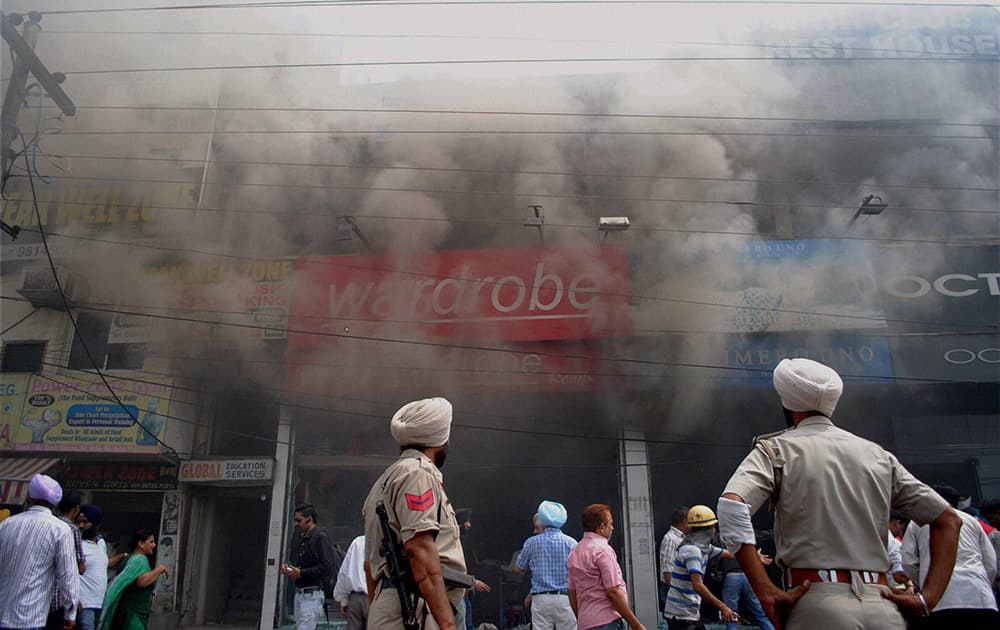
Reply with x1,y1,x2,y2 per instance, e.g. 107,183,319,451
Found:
29,473,63,506
773,358,843,417
390,397,453,447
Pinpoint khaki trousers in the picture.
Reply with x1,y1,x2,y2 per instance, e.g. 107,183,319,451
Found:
368,585,462,630
785,583,905,630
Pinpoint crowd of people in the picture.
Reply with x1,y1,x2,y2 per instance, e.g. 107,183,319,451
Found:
7,355,1000,630
351,358,1000,630
0,475,170,630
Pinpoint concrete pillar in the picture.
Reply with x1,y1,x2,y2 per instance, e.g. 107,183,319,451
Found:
620,431,658,630
260,406,294,629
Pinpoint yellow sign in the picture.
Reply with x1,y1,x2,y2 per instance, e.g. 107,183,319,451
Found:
0,182,197,227
15,375,172,454
0,374,31,451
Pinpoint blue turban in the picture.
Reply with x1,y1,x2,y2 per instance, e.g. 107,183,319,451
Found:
537,500,567,528
79,503,103,526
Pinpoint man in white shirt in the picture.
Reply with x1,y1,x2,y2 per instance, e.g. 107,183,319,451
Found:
658,507,689,606
902,485,999,628
0,474,79,630
75,505,108,630
333,535,368,630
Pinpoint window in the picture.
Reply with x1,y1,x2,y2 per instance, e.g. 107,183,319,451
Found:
1,341,46,372
68,312,145,370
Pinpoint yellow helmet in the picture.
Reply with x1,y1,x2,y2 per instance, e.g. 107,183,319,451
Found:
687,505,718,527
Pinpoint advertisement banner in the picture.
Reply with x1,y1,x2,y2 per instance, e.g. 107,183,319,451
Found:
288,246,632,347
14,375,172,453
875,246,999,331
0,374,31,451
61,462,179,491
634,239,885,334
890,334,999,383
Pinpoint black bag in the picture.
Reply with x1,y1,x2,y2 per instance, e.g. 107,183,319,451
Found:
317,528,345,599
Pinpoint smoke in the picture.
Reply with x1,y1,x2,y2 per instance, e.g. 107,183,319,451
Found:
3,3,997,617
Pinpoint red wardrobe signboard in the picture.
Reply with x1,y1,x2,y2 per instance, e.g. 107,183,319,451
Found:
288,246,632,346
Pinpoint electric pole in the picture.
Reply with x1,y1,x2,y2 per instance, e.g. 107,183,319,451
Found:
1,11,75,239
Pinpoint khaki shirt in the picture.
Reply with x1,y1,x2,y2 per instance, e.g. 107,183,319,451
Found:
362,449,467,586
723,415,948,572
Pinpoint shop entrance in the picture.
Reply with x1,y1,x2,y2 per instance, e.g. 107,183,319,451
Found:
187,490,270,627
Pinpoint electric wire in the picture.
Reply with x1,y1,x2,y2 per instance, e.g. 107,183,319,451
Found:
52,52,998,77
7,231,998,333
6,178,997,215
0,305,40,335
33,1,1000,18
23,152,1000,193
9,229,999,331
27,368,754,454
32,32,1000,64
5,294,997,384
37,105,1000,129
42,128,996,140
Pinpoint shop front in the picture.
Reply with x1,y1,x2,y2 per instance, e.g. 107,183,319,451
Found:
179,458,275,629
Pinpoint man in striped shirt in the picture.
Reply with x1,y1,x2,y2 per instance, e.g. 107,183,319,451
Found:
0,474,79,630
662,506,738,630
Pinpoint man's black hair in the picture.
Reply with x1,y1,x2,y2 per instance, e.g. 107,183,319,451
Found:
671,506,690,527
889,510,905,522
58,489,82,514
295,503,319,524
931,484,960,508
981,498,1000,516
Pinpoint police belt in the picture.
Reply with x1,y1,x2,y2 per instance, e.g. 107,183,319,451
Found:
785,568,888,589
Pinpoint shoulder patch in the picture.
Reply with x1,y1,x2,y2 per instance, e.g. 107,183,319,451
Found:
405,489,435,512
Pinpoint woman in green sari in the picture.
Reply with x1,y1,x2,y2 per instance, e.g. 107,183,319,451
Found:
99,529,170,630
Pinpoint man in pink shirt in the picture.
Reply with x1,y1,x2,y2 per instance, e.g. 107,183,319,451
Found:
567,504,647,630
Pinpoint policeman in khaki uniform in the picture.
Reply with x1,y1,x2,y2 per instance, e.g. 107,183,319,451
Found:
716,358,962,630
363,397,466,630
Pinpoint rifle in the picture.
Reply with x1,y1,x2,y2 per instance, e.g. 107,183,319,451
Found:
376,500,420,630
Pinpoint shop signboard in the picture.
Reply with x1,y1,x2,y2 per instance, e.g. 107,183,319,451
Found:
874,245,999,331
289,245,632,346
285,339,621,397
0,374,31,451
61,462,179,491
636,332,894,388
890,334,1000,383
178,458,273,483
717,333,894,383
107,259,293,344
633,239,885,334
14,375,172,453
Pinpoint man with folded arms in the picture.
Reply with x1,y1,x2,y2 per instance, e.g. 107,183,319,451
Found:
717,358,962,629
516,500,578,630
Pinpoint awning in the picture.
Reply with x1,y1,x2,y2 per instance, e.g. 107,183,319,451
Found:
0,457,60,504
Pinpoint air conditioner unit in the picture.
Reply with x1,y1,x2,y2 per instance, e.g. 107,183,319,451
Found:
17,266,81,308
